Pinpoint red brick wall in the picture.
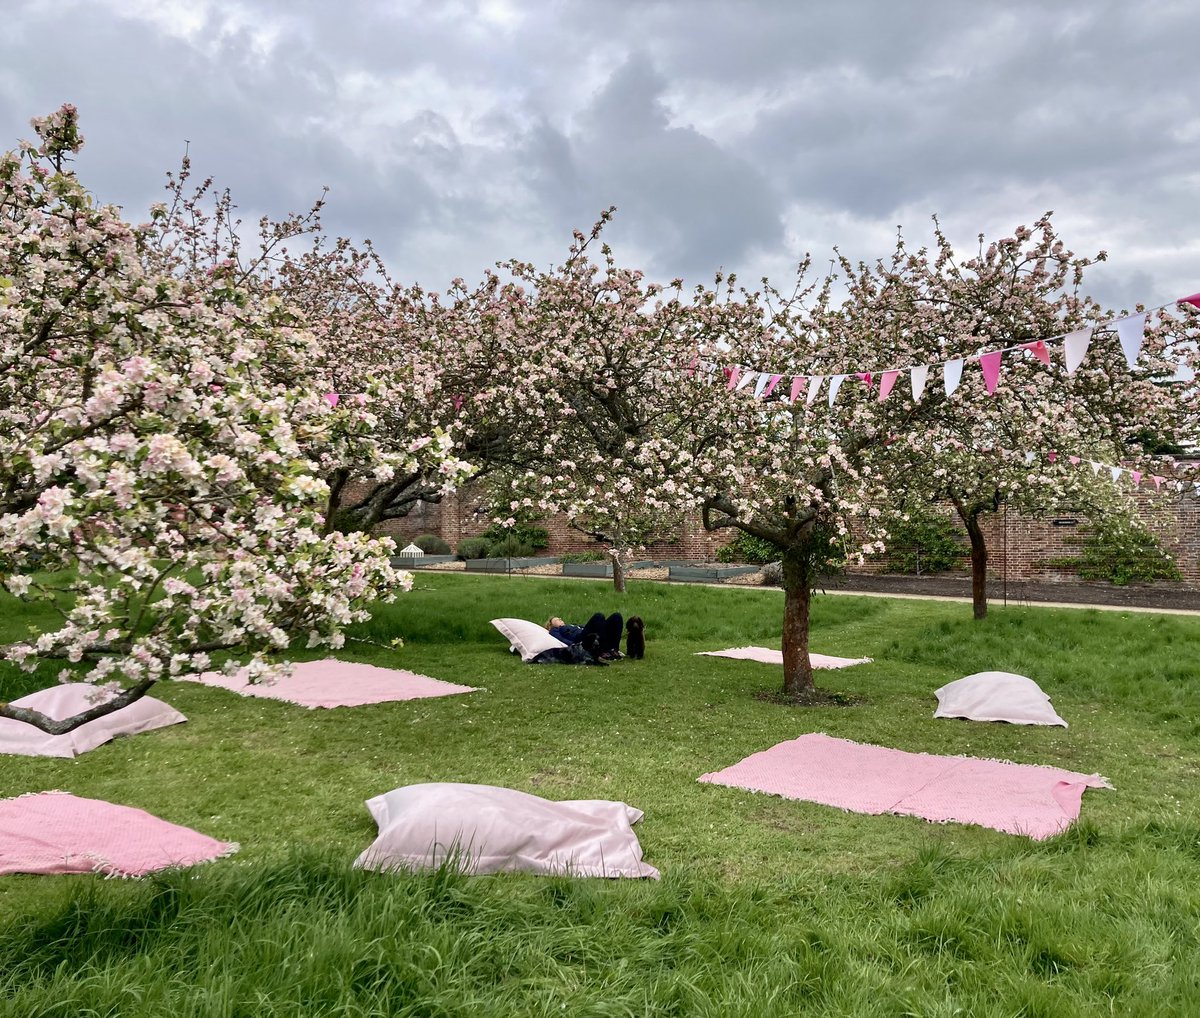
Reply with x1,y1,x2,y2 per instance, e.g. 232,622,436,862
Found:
340,478,1200,584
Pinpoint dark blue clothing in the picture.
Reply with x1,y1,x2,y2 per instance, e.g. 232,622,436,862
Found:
552,613,623,656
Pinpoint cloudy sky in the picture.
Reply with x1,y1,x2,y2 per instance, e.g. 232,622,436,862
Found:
2,0,1196,310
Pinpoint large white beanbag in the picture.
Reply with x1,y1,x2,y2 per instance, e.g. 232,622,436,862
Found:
490,618,568,662
934,671,1068,727
353,782,660,879
0,684,187,758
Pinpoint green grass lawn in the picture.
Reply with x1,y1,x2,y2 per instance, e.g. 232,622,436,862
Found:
1,573,1199,1016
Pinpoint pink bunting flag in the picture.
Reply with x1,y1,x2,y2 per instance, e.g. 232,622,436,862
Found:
1022,340,1051,365
686,355,700,378
857,371,874,390
762,374,783,398
1132,470,1142,487
978,350,1003,394
1179,293,1200,310
725,367,741,391
452,395,465,412
323,392,340,407
1152,475,1165,491
1048,450,1058,463
878,370,899,402
1069,456,1081,466
790,376,805,403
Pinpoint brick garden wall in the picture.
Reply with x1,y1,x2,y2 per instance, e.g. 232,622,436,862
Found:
340,479,1200,586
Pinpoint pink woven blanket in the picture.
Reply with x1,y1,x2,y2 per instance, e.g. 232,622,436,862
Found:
181,658,477,708
696,647,873,668
699,733,1110,840
0,792,238,876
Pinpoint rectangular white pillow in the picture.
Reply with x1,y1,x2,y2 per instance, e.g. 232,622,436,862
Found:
490,618,568,663
353,782,659,879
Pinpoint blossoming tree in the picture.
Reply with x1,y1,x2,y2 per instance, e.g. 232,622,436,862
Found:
0,107,461,734
839,217,1197,618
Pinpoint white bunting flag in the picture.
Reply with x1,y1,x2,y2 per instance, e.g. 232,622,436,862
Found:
910,364,929,401
827,374,847,406
1115,313,1148,369
1090,460,1103,475
943,358,964,396
806,375,824,406
1063,327,1094,374
736,369,757,391
1110,466,1123,483
753,372,771,398
1024,451,1036,465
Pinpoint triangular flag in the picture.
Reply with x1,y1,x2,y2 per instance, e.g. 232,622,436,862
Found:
790,376,805,403
1063,327,1093,374
1069,455,1081,466
1090,460,1103,475
1132,470,1142,486
978,351,1003,394
1024,451,1036,465
452,395,464,412
910,364,929,401
1048,450,1058,463
856,371,874,390
1114,313,1147,369
725,367,741,391
323,392,340,407
752,372,770,397
806,375,824,406
1022,340,1051,365
878,370,899,402
737,370,757,391
762,374,782,398
1153,475,1165,490
827,374,847,406
686,355,700,377
1110,466,1122,483
1179,293,1200,310
943,358,964,396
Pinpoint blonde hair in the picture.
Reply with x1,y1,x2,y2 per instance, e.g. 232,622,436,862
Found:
546,616,565,630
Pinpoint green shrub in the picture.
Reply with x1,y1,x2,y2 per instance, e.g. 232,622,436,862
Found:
456,537,491,560
1071,519,1181,586
879,511,966,575
716,531,780,564
487,535,538,559
413,534,451,555
482,518,549,552
559,551,608,563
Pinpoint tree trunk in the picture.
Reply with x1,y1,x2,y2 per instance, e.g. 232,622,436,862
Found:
611,552,627,594
964,512,988,620
780,548,814,695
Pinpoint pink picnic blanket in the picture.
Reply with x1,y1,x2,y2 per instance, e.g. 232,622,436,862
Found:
0,792,238,876
699,733,1110,840
696,647,873,668
180,659,477,708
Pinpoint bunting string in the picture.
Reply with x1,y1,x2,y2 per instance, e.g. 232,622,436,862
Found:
701,291,1200,408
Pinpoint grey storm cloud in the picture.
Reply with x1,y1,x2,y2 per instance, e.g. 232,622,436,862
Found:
0,0,1196,308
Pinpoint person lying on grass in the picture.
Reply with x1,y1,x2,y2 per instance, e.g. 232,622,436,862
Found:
545,614,624,662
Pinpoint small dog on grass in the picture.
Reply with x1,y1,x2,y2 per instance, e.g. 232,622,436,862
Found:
625,616,645,660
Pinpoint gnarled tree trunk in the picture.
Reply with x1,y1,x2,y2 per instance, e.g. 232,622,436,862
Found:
611,552,627,594
780,547,814,695
964,512,988,620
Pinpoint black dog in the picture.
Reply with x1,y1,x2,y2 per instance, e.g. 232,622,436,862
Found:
625,616,645,660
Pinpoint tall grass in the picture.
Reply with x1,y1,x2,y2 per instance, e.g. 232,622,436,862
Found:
2,573,1199,1015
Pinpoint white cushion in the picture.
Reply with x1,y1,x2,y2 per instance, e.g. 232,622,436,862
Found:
0,684,187,758
934,671,1067,727
353,782,660,879
489,618,568,662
